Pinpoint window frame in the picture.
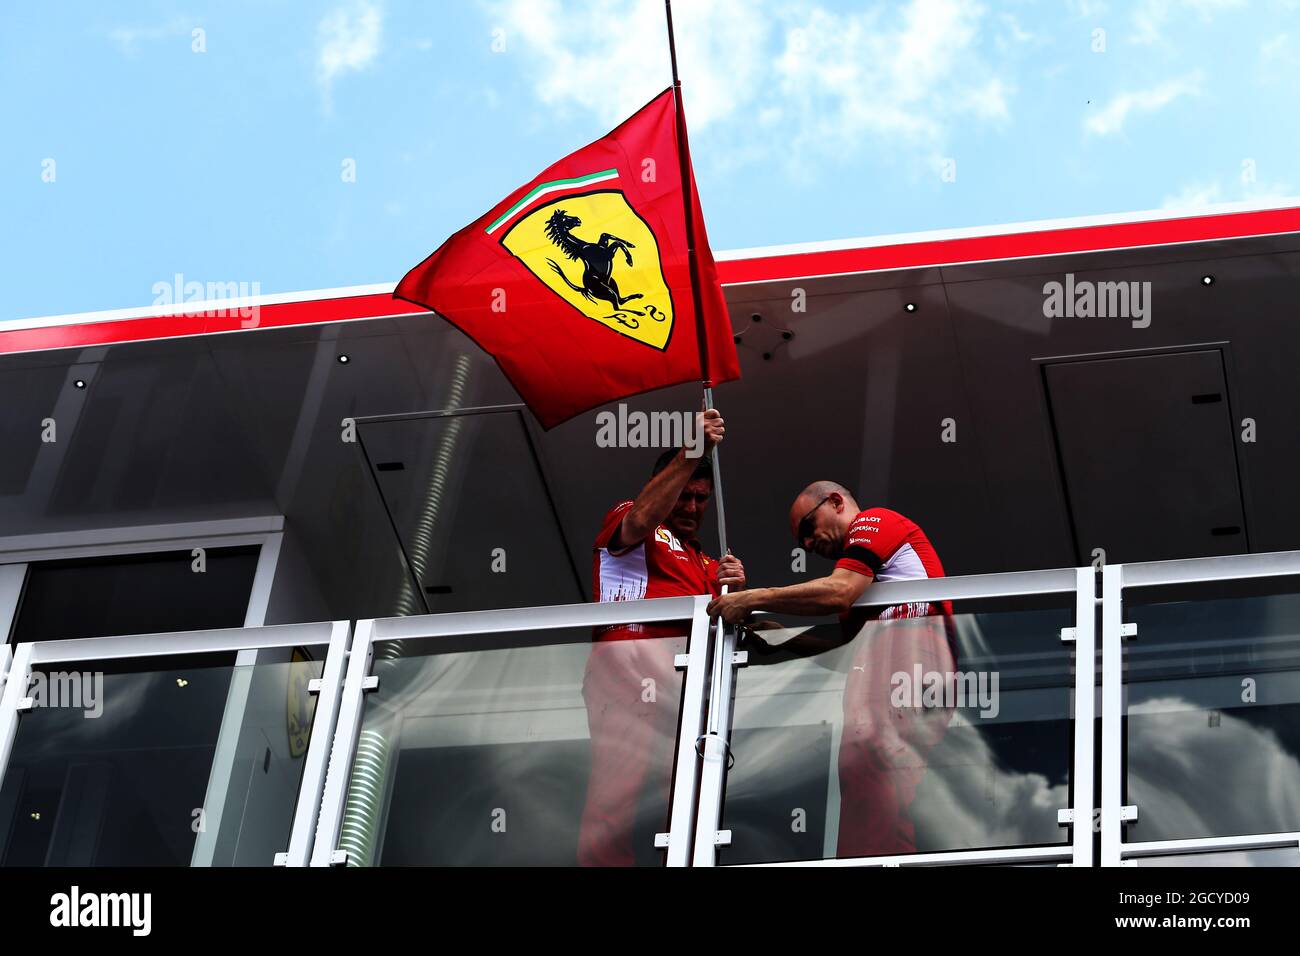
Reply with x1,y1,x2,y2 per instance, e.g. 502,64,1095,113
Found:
0,516,284,641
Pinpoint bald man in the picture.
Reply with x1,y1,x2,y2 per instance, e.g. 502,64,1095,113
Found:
708,481,956,858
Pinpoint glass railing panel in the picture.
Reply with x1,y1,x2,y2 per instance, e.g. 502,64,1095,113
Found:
1124,576,1300,843
718,595,1076,864
0,643,327,866
1135,847,1299,867
340,622,690,866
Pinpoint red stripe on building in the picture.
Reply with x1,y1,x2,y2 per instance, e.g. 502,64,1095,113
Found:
715,207,1300,284
3,206,1298,356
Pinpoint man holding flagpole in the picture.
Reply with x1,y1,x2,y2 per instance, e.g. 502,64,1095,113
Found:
580,407,745,865
396,0,742,865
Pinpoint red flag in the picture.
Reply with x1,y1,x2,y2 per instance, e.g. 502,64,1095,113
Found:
395,89,740,429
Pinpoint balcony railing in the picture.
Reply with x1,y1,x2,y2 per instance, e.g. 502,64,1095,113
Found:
2,551,1300,866
0,621,349,866
1101,551,1300,866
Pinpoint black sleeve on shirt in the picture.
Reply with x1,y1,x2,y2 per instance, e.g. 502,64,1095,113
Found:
840,544,882,574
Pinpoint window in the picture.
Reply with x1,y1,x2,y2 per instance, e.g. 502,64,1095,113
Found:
8,546,261,645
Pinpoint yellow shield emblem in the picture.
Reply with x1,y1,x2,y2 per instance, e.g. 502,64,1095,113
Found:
500,189,675,350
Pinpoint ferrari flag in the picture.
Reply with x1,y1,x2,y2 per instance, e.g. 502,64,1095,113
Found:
395,88,740,428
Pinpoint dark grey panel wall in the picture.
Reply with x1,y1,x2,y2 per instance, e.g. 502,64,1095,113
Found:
1,233,1297,621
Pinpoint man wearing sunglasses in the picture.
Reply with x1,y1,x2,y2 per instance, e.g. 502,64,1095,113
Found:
579,408,746,866
707,480,954,857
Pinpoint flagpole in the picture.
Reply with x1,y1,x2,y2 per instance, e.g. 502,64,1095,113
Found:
665,0,734,754
664,0,729,559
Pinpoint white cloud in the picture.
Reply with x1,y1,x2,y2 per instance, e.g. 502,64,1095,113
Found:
1083,72,1201,136
772,0,1015,171
483,0,766,131
1127,700,1300,841
1131,0,1245,46
1066,0,1110,16
958,77,1012,121
1162,176,1296,209
1260,32,1300,71
996,12,1035,51
1261,33,1290,62
1161,180,1223,208
484,0,1015,172
316,1,384,113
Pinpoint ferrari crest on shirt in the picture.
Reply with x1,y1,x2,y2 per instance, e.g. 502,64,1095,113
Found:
654,526,685,551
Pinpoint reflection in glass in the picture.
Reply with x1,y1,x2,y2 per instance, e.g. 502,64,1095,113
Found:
1125,587,1300,842
721,604,1074,864
1136,846,1300,866
0,647,322,866
340,628,687,866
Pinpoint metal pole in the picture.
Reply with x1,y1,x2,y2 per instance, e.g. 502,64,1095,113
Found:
665,1,728,549
665,2,715,392
701,387,729,556
665,0,733,745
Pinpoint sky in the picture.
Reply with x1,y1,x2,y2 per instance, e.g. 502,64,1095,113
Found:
2,0,1298,322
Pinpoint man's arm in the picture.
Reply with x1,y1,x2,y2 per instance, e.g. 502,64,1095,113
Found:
712,568,872,663
708,567,872,622
738,626,847,664
609,409,723,552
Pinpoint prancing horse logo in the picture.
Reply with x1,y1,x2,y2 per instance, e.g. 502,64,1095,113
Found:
543,208,645,313
499,188,676,350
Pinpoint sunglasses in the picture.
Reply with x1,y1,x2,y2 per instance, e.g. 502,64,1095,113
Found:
796,495,833,542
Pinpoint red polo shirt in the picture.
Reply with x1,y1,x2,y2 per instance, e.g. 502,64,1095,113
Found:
592,500,719,640
835,507,956,655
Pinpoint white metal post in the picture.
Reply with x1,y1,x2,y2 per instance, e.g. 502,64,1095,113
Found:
284,620,352,866
243,532,283,628
0,643,35,790
1100,563,1125,866
311,618,375,866
0,564,26,648
692,618,739,867
1070,565,1097,866
663,595,712,866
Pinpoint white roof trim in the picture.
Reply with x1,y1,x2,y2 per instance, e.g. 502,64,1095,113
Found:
6,197,1299,332
3,282,399,333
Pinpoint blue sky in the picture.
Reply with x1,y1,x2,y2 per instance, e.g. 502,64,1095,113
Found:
2,0,1298,322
